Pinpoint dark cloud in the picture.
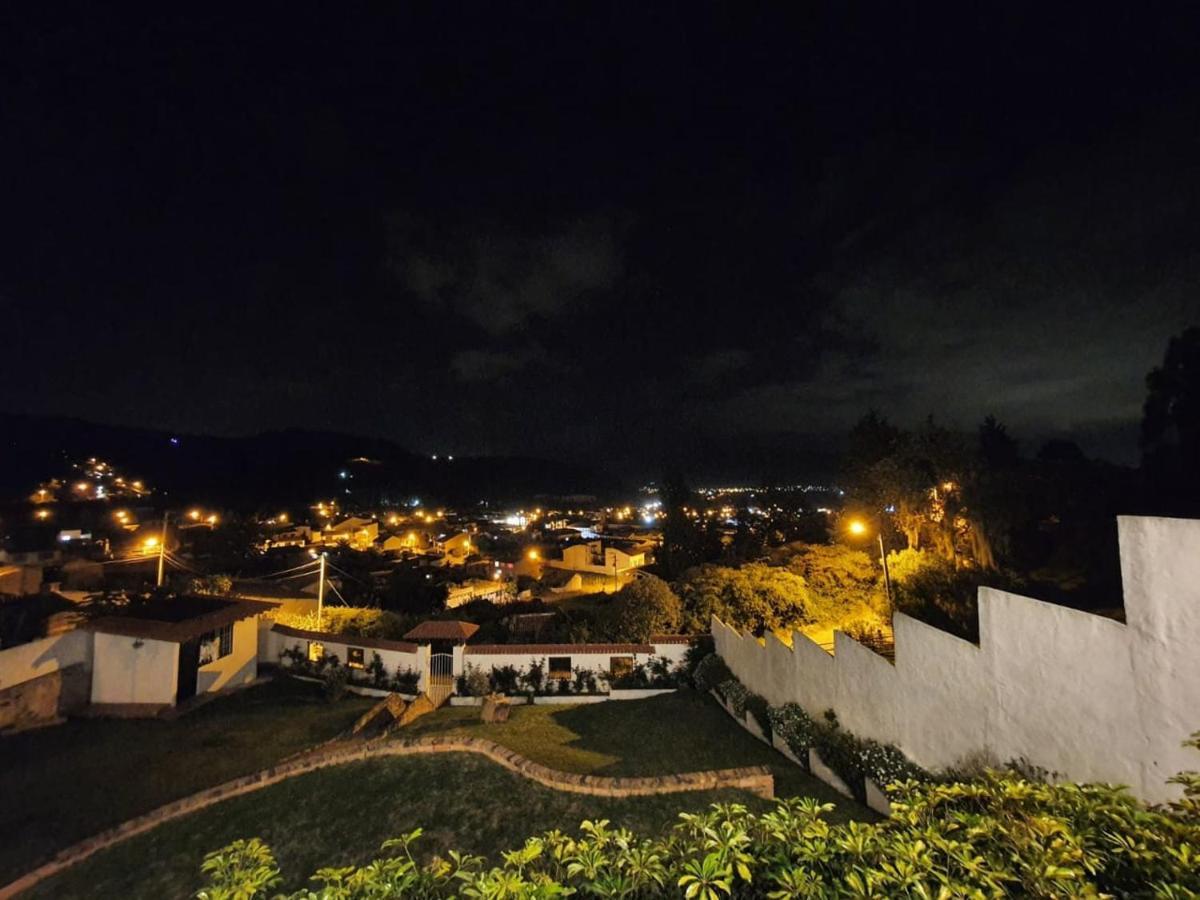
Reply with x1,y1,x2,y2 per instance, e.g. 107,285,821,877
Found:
2,5,1198,477
387,214,624,335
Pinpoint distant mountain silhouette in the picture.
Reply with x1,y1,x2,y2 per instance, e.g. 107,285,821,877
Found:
0,413,619,508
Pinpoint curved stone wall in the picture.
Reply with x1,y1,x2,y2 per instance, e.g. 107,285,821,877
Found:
1,736,773,898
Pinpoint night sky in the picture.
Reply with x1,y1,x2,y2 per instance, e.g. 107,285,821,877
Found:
4,5,1199,477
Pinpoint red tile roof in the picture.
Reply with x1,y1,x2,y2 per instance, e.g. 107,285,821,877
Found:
403,620,480,642
84,599,272,644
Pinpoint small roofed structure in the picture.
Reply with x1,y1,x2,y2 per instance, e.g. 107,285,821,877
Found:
83,596,270,716
402,619,479,644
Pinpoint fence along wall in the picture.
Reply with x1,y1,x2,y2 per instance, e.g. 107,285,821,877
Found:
712,516,1200,803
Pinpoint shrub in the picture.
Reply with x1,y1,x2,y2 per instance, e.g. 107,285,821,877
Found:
858,737,926,787
366,652,388,689
489,665,520,695
680,636,714,680
572,666,597,695
718,678,749,716
691,652,733,692
198,745,1200,899
456,664,490,697
521,659,545,696
321,663,349,703
392,666,419,694
768,703,817,764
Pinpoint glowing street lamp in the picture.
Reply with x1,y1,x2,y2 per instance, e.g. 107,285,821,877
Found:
527,549,540,561
847,518,892,611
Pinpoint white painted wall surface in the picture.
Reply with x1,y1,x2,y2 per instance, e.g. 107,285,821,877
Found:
713,516,1200,803
196,617,259,694
267,628,421,679
0,630,91,690
463,641,689,678
90,633,178,706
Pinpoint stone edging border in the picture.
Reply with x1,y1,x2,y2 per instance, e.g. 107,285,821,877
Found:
0,735,773,899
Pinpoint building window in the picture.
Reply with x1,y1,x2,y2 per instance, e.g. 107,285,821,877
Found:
347,647,365,669
198,623,234,666
308,641,325,663
610,656,633,678
548,656,572,679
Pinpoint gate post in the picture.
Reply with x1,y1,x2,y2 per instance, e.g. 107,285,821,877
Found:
415,644,430,695
451,644,465,682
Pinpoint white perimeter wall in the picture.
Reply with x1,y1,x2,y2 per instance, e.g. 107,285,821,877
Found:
0,630,91,690
197,617,259,694
463,641,690,675
90,633,179,706
713,516,1200,803
266,627,422,678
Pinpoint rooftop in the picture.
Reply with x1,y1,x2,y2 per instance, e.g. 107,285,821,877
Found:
83,597,272,644
403,619,480,643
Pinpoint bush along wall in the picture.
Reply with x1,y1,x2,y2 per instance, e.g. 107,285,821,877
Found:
700,651,927,802
453,658,685,699
198,741,1200,898
279,646,418,697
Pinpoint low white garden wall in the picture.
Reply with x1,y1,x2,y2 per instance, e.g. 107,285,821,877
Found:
713,516,1200,803
267,624,422,682
0,630,92,690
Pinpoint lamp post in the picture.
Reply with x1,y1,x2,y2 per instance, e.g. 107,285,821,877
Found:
848,518,892,612
317,551,327,631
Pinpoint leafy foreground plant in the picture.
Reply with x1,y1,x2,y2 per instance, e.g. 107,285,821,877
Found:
198,740,1200,899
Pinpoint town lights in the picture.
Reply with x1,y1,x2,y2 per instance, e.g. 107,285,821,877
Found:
35,509,51,520
527,549,539,561
143,536,159,550
188,509,201,521
847,519,868,536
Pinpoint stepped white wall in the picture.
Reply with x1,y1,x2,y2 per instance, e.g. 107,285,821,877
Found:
713,516,1200,802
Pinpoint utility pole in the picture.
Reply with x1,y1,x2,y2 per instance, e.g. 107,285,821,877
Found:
878,533,893,613
156,511,170,588
317,552,327,631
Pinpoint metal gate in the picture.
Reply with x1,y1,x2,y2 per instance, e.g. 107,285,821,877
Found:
427,653,455,707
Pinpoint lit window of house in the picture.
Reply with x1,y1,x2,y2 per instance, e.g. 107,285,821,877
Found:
609,656,633,678
548,656,572,679
347,647,365,669
198,624,234,666
308,641,325,663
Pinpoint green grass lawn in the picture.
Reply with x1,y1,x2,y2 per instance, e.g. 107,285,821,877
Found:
10,685,871,898
26,753,767,898
0,677,373,886
403,689,865,808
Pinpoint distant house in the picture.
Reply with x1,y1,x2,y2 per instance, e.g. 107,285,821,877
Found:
82,596,270,715
435,532,473,565
551,541,648,575
263,525,313,549
377,529,434,555
445,578,510,609
323,517,378,550
543,540,650,593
